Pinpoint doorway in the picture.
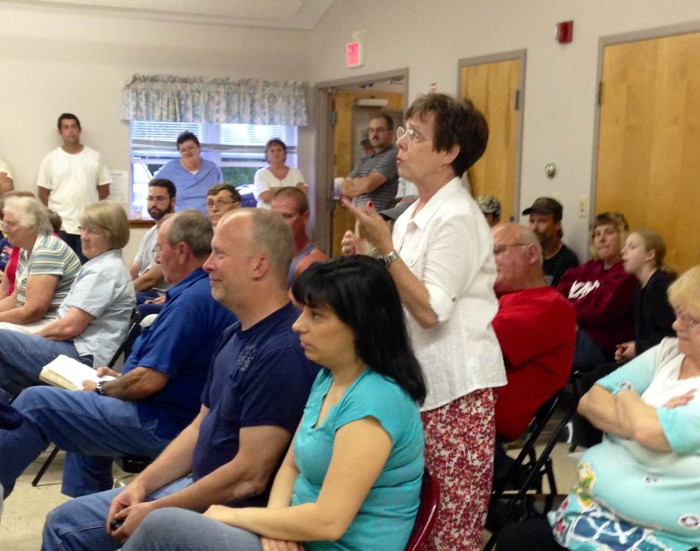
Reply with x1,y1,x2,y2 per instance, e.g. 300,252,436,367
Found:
315,70,408,256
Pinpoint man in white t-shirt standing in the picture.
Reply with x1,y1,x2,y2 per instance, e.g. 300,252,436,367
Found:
37,113,111,263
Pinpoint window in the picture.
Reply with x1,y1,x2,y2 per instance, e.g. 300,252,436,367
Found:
130,121,298,219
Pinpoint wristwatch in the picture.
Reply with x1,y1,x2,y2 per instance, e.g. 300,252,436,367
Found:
95,381,105,396
378,250,400,267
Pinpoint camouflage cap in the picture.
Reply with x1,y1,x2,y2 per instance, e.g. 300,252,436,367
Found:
522,197,563,222
476,194,502,217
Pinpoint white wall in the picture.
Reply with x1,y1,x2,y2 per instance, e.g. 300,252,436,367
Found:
310,0,700,258
0,2,313,261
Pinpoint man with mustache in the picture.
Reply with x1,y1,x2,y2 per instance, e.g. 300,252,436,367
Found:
341,113,399,211
522,197,579,287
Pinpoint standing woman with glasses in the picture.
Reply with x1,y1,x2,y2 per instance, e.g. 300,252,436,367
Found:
499,264,700,551
344,93,506,550
253,139,306,209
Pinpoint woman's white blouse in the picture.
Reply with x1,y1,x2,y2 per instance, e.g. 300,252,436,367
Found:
392,177,506,411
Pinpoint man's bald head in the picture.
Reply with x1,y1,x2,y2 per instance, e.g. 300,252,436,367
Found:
492,223,545,295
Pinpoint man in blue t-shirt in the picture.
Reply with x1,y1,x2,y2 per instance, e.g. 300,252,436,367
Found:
0,210,236,501
43,209,319,550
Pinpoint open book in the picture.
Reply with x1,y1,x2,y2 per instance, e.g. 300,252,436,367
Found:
39,355,115,391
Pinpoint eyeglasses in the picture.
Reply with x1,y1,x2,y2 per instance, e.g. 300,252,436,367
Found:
675,308,700,329
396,127,426,144
368,127,388,134
493,243,529,256
206,199,237,208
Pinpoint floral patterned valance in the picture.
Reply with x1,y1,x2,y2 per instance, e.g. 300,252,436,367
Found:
121,75,308,126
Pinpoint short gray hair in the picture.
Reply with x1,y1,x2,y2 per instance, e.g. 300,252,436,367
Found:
222,209,293,287
4,196,53,235
165,210,213,259
515,224,543,264
251,210,294,286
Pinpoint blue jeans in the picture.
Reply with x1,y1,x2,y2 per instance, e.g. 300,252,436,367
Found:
572,329,611,372
43,477,194,551
0,387,171,498
0,329,92,404
121,508,263,551
135,289,159,305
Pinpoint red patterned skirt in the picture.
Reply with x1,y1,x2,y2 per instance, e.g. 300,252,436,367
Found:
420,388,495,550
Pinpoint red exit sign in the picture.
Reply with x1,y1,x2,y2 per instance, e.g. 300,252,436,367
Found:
346,41,364,68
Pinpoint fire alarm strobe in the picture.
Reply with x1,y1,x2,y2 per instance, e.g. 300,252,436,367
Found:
556,21,574,44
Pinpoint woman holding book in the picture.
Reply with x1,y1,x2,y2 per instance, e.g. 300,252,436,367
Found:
0,201,135,403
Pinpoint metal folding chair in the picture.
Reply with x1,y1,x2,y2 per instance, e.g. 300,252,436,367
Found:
484,390,575,550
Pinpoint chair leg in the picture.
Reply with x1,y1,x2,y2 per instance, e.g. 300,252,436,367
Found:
483,531,497,551
545,458,557,495
32,445,60,487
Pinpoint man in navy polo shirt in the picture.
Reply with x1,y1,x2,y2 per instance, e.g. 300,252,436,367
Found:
0,210,236,501
43,209,319,550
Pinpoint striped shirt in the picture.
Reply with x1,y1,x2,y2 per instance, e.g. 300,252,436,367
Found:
349,144,399,211
15,233,81,319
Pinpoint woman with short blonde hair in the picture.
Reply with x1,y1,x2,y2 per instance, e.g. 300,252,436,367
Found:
0,201,135,404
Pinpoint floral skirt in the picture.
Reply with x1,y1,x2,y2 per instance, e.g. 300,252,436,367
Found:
420,388,495,550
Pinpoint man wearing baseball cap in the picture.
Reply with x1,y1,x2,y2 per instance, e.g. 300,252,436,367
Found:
522,197,579,286
477,194,502,227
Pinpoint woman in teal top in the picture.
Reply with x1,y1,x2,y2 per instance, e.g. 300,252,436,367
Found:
121,255,426,551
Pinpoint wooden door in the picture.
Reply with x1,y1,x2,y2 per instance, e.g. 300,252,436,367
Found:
460,58,521,223
596,32,700,271
330,90,404,257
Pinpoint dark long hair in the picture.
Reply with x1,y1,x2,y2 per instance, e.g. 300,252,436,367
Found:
292,256,426,404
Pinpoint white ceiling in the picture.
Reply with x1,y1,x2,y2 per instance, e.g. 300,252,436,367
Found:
7,0,337,29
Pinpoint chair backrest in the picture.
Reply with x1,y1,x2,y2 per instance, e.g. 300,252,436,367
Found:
405,468,439,551
107,308,142,368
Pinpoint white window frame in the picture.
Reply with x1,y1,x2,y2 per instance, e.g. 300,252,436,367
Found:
129,121,298,219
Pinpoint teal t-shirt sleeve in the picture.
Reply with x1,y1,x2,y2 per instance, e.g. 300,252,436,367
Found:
334,373,412,445
597,344,659,395
657,400,700,454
